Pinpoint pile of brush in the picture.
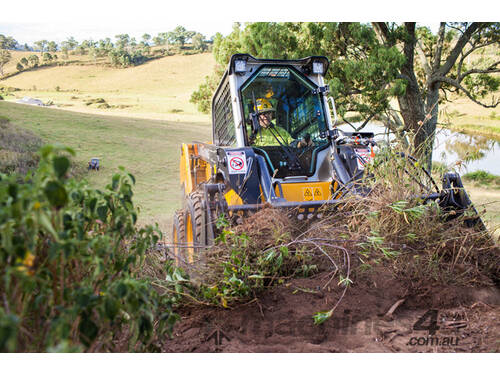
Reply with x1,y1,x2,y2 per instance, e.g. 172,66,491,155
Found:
162,150,499,311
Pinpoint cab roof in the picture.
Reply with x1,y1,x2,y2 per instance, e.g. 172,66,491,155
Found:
228,53,330,76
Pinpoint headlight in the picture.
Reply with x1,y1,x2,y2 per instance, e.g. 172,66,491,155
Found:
312,61,324,75
234,59,247,73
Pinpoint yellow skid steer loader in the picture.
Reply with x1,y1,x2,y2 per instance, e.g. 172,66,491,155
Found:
172,54,477,265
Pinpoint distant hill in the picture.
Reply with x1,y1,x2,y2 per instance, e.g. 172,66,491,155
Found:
1,52,215,124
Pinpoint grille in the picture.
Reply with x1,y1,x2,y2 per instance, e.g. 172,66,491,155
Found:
213,79,236,146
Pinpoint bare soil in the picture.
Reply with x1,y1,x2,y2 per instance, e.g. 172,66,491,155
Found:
163,267,500,352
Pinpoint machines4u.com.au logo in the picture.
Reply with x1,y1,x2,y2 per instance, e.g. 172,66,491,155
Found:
408,309,465,347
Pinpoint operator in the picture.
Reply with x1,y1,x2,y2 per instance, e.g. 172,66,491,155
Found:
251,97,292,147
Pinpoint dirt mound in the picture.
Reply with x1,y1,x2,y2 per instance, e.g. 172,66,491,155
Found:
161,192,500,352
164,266,500,352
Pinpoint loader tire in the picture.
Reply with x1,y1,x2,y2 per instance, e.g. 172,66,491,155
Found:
183,190,207,265
172,209,186,267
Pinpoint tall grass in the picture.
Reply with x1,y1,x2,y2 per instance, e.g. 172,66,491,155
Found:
0,115,41,175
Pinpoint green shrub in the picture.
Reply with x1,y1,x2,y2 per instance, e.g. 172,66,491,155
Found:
0,145,178,352
108,48,148,68
189,72,222,114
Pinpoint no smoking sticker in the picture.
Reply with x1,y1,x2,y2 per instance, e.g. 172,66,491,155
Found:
227,151,247,174
354,148,374,170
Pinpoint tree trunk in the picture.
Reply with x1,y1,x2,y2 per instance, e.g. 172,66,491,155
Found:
397,23,430,167
421,85,441,170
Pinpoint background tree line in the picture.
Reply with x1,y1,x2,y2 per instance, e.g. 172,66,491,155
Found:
191,22,500,166
0,26,210,73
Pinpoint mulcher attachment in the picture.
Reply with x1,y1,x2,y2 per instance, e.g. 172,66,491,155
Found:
439,172,484,229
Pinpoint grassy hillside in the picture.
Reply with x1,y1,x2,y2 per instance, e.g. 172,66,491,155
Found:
1,52,215,124
0,101,211,232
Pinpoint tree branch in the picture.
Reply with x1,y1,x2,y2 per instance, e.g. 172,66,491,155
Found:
434,76,500,108
431,23,446,72
458,61,500,81
372,22,390,45
439,87,452,103
446,23,466,35
434,22,482,79
416,39,432,80
457,40,499,77
355,112,377,131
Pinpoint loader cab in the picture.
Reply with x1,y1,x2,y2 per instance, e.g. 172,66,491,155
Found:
212,54,334,181
240,64,330,178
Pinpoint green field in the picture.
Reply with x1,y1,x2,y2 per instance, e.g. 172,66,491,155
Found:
0,101,211,232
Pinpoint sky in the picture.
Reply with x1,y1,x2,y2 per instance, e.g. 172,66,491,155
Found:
1,0,497,45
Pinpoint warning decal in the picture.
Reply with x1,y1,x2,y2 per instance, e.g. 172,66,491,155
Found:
303,187,314,201
227,151,247,174
314,188,322,199
303,187,323,201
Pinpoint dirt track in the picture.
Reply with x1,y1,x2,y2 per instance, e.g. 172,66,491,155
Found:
164,268,500,353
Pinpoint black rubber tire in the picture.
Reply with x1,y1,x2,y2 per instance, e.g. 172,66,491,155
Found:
172,209,186,267
182,190,207,264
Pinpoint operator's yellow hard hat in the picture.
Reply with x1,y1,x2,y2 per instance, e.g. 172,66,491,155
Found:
254,98,274,113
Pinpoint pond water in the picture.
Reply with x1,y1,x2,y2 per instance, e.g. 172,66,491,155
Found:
337,123,500,175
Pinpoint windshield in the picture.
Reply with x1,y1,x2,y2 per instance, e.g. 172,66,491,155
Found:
240,65,329,177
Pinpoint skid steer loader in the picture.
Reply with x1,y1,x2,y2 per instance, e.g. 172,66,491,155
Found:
172,54,478,265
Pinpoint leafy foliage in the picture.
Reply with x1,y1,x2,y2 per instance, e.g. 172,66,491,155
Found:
0,35,17,50
183,215,317,308
0,145,179,352
189,72,222,113
108,48,148,68
0,49,12,76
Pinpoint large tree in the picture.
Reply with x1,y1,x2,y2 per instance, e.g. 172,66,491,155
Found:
115,34,130,50
62,37,78,51
34,40,48,54
192,33,207,52
0,35,17,50
372,22,500,165
47,41,58,52
0,36,16,76
171,26,195,47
